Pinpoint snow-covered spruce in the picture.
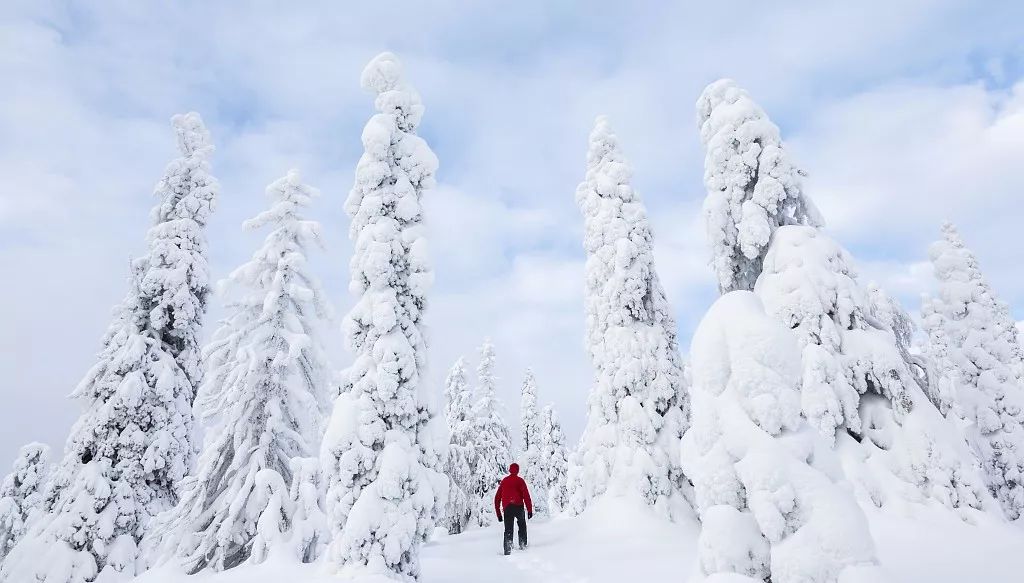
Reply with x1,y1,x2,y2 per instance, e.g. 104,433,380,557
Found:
922,222,1024,520
1,114,217,583
697,79,821,294
148,170,332,573
682,291,882,583
321,52,446,581
519,369,543,512
140,111,219,395
442,357,476,534
468,339,513,527
754,225,988,513
568,116,690,519
0,443,49,561
867,283,938,411
537,405,570,514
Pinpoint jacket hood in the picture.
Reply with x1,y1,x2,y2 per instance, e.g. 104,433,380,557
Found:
509,463,520,475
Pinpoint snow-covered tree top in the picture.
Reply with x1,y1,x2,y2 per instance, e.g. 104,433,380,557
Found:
475,339,501,416
444,357,471,428
154,111,217,227
577,115,665,330
243,169,323,240
521,368,537,401
361,52,404,93
698,79,822,294
0,443,48,498
345,52,437,245
930,222,983,284
360,51,425,131
172,111,213,157
582,115,637,203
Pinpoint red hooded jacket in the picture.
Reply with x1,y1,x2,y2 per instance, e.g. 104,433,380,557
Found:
494,463,533,518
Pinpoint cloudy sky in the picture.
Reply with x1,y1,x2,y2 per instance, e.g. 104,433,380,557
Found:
2,1,1023,467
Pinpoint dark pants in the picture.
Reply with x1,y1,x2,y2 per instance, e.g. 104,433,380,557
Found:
502,504,527,554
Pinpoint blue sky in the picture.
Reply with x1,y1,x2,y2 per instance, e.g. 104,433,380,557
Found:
2,0,1023,467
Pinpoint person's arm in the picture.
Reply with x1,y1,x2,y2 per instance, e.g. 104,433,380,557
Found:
521,478,533,517
494,480,503,521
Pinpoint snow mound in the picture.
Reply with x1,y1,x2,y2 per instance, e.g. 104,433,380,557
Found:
683,291,881,583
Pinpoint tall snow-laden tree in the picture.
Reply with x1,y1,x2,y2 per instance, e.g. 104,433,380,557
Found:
568,116,690,519
755,225,988,512
0,443,49,561
1,113,218,583
469,339,513,527
537,405,569,514
142,111,219,395
922,222,1024,519
321,52,447,581
519,369,542,500
442,357,476,534
682,291,882,583
149,170,332,572
697,79,822,294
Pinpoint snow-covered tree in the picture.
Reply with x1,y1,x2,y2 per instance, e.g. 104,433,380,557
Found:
755,225,988,512
286,457,329,563
682,291,882,583
868,283,939,411
1,113,217,583
0,443,49,561
321,52,447,581
697,79,822,294
149,170,331,572
922,222,1024,519
468,339,513,527
537,405,569,514
442,358,476,534
444,358,474,429
568,116,690,519
518,369,542,500
141,111,219,394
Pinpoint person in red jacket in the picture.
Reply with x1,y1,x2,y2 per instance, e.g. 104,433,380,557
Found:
494,462,533,555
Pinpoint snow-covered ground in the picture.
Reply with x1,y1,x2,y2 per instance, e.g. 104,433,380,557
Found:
134,495,1024,583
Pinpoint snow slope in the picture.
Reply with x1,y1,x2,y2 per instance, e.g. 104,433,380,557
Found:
133,495,1024,583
